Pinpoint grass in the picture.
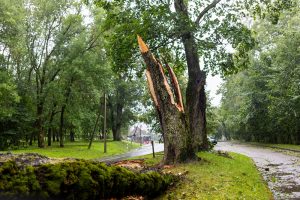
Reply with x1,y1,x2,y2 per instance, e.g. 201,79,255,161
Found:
134,152,273,200
264,143,300,151
248,142,300,157
247,142,300,151
1,140,140,159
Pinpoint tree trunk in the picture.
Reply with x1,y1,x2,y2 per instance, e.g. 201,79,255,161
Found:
59,105,66,147
70,130,75,142
36,102,45,148
138,36,196,164
47,104,57,146
113,102,123,141
29,132,34,146
59,79,73,147
47,128,52,146
109,87,124,141
175,0,208,150
52,129,56,142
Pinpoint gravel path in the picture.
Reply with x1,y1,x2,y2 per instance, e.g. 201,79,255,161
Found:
215,142,300,200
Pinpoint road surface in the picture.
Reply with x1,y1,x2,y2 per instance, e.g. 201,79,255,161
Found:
96,142,164,163
215,142,300,200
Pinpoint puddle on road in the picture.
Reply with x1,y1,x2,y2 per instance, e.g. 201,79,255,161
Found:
267,163,283,167
258,162,300,199
277,184,300,194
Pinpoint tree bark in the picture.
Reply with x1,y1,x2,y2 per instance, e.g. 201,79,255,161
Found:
36,102,45,148
52,129,56,142
47,127,52,146
175,0,208,150
59,78,73,147
109,83,124,141
112,101,123,141
47,103,57,146
138,36,196,164
70,129,75,142
59,105,66,147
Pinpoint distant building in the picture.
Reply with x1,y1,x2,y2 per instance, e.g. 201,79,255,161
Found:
128,126,151,144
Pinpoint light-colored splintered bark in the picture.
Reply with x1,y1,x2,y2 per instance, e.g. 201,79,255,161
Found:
164,61,184,112
156,59,176,106
145,69,159,108
138,35,149,53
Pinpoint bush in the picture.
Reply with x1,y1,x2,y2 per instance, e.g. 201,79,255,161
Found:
0,160,176,199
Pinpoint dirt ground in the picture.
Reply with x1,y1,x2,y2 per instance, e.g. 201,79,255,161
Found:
215,142,300,200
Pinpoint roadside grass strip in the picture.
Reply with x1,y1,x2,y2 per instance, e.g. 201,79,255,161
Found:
135,152,273,200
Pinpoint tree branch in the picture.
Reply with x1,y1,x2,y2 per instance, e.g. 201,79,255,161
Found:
195,0,221,24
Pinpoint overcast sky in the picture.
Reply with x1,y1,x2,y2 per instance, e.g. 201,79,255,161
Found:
206,74,223,107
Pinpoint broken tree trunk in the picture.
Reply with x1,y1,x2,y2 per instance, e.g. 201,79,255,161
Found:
138,36,197,164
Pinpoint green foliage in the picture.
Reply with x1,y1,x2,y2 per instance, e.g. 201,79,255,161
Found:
0,70,20,119
219,7,300,144
96,0,257,76
0,159,176,199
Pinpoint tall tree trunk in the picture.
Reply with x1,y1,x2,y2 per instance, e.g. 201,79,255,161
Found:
29,132,34,146
56,132,59,142
175,0,208,150
138,36,196,164
109,89,124,141
113,101,123,141
36,102,45,148
47,103,57,146
59,105,66,147
59,78,73,147
52,129,56,142
70,129,75,142
47,128,52,146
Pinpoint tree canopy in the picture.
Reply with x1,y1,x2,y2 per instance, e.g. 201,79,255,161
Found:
218,5,300,144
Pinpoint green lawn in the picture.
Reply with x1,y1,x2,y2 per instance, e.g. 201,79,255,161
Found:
248,142,300,152
1,140,140,159
263,143,300,151
135,152,273,200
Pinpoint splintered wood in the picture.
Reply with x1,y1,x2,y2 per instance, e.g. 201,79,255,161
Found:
137,35,149,53
113,159,145,170
137,35,184,113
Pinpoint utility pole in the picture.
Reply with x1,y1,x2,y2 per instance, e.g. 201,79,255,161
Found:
104,93,107,153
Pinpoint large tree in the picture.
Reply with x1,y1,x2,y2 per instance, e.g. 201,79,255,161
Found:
96,0,257,163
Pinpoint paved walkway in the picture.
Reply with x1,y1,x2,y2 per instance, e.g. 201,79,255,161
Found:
96,142,164,163
215,142,300,200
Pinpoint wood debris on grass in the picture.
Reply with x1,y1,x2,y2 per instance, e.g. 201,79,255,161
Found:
120,196,145,200
113,159,145,170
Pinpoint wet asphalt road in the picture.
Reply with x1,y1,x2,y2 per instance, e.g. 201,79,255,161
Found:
215,142,300,200
96,142,164,163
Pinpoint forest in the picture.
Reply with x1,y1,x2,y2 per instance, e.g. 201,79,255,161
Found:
0,0,145,150
217,9,300,144
0,0,299,153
